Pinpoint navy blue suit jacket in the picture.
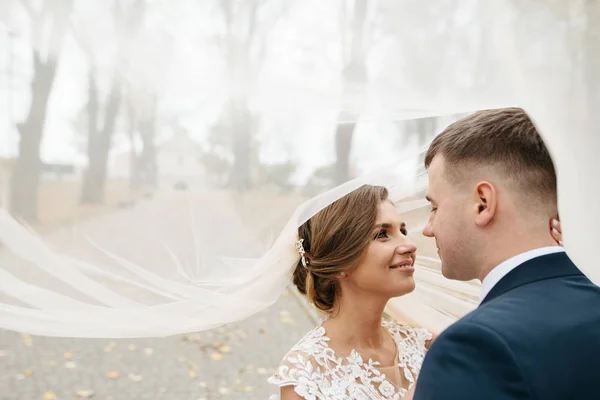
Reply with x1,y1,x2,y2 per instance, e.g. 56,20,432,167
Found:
414,252,600,399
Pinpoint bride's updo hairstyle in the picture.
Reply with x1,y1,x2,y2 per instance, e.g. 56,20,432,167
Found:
292,185,389,312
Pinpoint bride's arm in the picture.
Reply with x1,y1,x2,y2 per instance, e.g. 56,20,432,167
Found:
281,385,305,400
403,385,416,400
425,333,438,349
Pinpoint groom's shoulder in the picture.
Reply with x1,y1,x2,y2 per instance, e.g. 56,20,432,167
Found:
439,274,600,345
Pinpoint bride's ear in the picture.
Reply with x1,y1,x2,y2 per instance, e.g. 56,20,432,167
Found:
473,181,497,227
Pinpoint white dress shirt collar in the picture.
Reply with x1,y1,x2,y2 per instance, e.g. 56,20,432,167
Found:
480,246,566,302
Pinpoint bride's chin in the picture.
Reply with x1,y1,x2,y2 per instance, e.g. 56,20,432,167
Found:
391,281,416,297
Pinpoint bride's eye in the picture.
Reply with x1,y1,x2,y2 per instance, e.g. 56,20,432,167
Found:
375,230,389,239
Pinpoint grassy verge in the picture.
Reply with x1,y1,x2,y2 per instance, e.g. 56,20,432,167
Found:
34,178,151,233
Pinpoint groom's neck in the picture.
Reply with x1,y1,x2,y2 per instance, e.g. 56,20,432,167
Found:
477,221,558,282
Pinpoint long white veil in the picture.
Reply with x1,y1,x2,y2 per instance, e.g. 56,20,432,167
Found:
0,0,598,338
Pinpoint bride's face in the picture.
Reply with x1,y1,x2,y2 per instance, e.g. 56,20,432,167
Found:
344,201,417,299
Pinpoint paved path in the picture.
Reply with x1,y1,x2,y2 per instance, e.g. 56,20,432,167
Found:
0,190,316,400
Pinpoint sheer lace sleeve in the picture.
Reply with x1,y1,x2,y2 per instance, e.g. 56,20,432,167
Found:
268,349,323,399
384,321,433,379
268,326,330,399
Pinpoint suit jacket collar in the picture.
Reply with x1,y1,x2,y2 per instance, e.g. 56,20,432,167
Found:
480,252,583,305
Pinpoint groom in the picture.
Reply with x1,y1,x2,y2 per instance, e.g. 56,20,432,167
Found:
413,108,600,399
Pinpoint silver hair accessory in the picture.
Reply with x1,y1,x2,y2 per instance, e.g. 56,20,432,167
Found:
295,238,309,268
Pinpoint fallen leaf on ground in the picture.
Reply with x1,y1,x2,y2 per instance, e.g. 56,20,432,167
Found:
143,348,154,356
188,371,197,379
21,334,32,347
183,334,202,343
237,386,253,392
105,371,120,380
217,344,231,353
43,393,56,400
65,361,77,369
209,352,223,361
24,370,33,377
280,316,296,324
75,390,95,398
64,352,72,359
218,387,230,395
188,362,198,370
127,344,136,351
128,373,143,382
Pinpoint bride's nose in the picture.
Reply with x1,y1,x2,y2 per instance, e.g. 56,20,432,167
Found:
396,236,417,255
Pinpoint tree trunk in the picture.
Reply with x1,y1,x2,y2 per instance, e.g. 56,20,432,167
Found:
137,98,158,188
81,76,122,204
334,0,368,185
9,54,58,222
9,0,73,222
334,122,356,185
229,100,252,191
10,122,43,222
126,98,141,190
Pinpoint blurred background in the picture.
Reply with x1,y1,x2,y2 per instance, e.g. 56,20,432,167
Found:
0,0,596,398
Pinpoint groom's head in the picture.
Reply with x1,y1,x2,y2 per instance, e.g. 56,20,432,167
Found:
422,108,557,281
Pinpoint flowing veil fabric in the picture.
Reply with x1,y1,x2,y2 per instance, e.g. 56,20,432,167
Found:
0,0,598,338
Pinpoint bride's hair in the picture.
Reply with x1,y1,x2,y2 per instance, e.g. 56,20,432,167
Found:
293,185,389,312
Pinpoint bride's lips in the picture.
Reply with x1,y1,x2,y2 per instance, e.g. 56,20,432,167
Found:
389,260,415,273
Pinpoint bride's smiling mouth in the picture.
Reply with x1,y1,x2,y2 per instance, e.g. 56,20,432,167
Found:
389,260,414,272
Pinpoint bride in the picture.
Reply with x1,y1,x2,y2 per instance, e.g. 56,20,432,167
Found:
268,184,563,400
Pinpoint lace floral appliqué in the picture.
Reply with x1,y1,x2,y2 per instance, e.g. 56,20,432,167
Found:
268,320,432,400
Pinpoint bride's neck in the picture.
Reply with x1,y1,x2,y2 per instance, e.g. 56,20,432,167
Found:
325,294,388,348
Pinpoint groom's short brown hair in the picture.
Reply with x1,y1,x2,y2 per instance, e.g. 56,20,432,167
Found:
424,107,557,213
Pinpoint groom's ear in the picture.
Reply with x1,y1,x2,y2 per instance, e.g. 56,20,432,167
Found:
473,181,497,227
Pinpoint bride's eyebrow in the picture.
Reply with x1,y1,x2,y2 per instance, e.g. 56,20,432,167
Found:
374,223,396,229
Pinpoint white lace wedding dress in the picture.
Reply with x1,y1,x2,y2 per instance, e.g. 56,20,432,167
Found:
268,319,432,400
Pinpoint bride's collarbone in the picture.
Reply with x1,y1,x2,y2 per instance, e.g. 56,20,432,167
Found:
326,334,398,367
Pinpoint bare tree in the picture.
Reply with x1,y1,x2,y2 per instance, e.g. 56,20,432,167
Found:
215,0,286,191
80,65,123,203
333,0,368,185
128,91,158,189
9,0,74,222
73,0,146,204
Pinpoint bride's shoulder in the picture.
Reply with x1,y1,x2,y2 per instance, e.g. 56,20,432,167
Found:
383,319,435,349
268,324,330,387
287,323,330,356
